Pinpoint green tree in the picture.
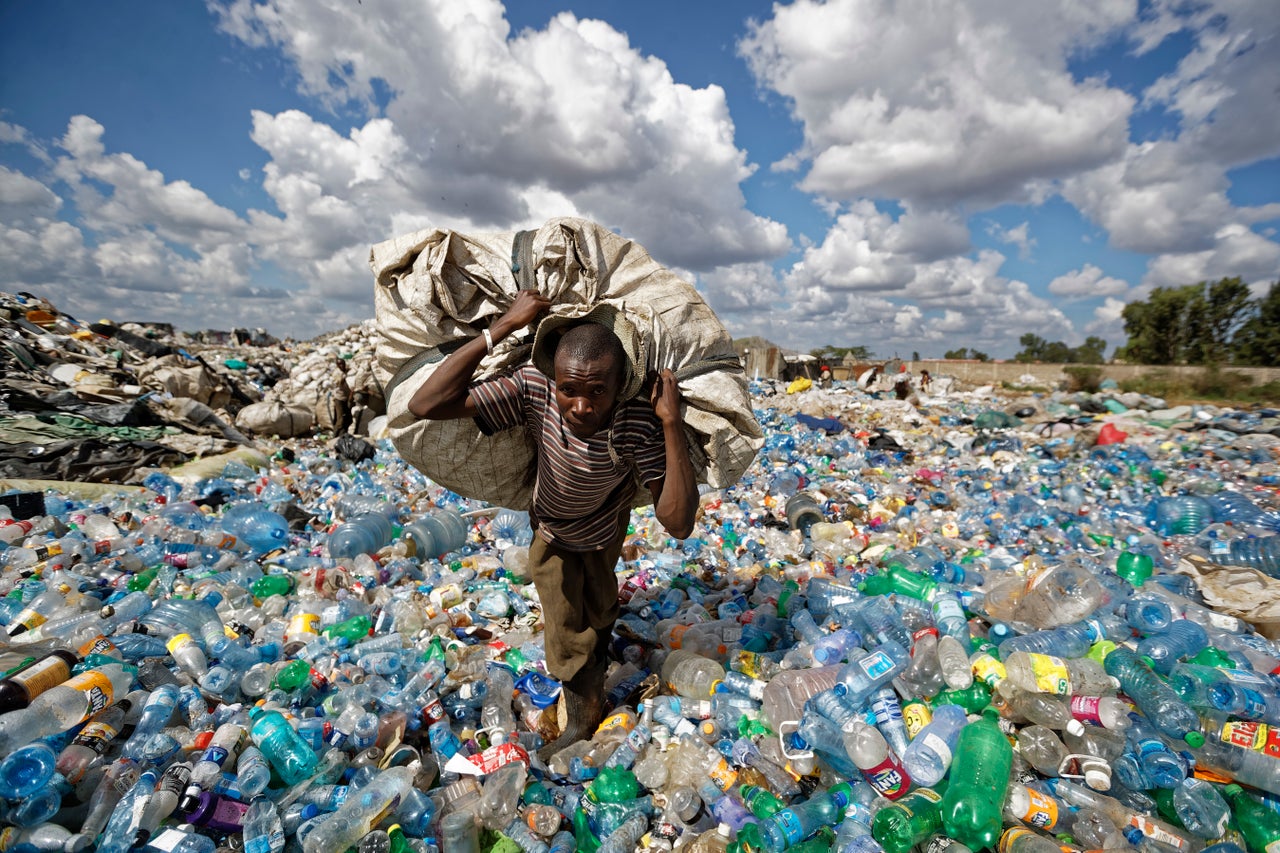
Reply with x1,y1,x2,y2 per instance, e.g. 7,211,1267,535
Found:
944,347,990,361
1072,336,1107,364
1190,276,1253,364
810,344,874,362
1232,281,1280,366
1015,334,1046,363
1119,284,1201,364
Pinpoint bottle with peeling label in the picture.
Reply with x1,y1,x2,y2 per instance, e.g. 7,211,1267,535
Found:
0,662,133,753
55,699,131,783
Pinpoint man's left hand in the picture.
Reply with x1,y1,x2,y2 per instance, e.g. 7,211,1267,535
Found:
649,368,682,426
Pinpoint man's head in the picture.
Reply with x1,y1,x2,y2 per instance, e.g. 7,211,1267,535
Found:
552,323,628,438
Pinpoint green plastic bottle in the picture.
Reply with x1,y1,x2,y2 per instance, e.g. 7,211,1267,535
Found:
932,681,992,714
324,614,371,643
940,708,1012,851
871,787,946,853
250,573,294,599
272,659,313,692
740,784,785,819
1222,784,1280,853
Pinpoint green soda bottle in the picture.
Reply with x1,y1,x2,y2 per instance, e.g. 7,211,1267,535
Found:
1222,784,1280,853
740,784,785,819
933,681,991,714
251,573,294,599
324,614,371,643
871,787,946,853
272,659,312,692
940,708,1012,851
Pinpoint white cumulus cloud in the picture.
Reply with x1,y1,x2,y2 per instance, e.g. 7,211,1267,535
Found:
1048,264,1130,299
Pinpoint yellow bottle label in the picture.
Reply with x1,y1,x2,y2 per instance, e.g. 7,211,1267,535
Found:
166,633,193,654
286,613,319,638
66,670,115,718
707,757,738,792
11,607,48,633
972,655,1006,686
999,828,1035,853
903,702,932,739
1026,653,1071,694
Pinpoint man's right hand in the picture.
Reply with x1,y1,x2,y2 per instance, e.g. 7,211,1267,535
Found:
495,291,552,338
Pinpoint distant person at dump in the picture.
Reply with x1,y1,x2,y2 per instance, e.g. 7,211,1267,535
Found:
407,291,699,760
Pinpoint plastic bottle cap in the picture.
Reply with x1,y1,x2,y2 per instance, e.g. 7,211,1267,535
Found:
1184,731,1205,748
1083,764,1111,791
1066,719,1086,738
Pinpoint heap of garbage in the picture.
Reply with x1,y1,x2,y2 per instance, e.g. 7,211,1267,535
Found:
3,289,1280,853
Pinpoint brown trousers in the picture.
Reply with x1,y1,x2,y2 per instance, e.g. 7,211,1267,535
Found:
527,515,628,683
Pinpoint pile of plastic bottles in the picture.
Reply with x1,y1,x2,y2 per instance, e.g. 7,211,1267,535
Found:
1,390,1280,853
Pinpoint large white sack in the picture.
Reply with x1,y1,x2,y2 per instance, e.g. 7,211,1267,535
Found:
371,217,762,509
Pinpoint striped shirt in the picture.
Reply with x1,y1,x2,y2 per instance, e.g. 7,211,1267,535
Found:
471,365,666,551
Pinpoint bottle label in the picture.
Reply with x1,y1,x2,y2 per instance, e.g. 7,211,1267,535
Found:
67,670,114,717
1069,695,1102,725
971,655,1006,686
920,732,952,766
1127,815,1192,851
1013,788,1059,829
1220,720,1280,757
903,702,932,738
79,635,119,658
166,633,194,654
1026,654,1070,694
999,828,1036,853
7,654,73,696
72,721,120,755
774,809,805,844
860,649,895,680
859,753,910,799
707,757,738,792
286,613,319,638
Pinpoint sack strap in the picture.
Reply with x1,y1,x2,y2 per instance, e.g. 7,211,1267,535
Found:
674,353,744,382
381,339,468,403
511,230,538,290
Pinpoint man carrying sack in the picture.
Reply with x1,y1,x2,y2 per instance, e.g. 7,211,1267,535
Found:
407,290,699,761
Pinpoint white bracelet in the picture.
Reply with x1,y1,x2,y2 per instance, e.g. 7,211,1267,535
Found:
482,328,495,354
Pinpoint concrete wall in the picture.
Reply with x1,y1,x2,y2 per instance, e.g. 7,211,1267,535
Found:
904,360,1280,389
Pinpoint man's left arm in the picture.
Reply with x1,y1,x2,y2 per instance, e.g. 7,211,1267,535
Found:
645,369,698,540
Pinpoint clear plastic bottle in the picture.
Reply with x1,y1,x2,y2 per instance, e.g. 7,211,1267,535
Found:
0,663,134,752
301,765,417,853
54,699,130,784
760,782,852,852
936,635,973,690
662,650,726,699
833,642,910,706
1015,725,1068,777
1136,621,1208,674
844,720,911,800
1003,651,1117,697
243,796,285,853
1102,648,1203,747
1170,777,1229,839
327,513,394,558
902,704,967,787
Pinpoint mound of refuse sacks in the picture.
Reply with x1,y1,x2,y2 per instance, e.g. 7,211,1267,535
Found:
0,290,385,485
4,296,1280,853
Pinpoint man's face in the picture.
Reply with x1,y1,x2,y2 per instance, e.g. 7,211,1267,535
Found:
553,353,621,438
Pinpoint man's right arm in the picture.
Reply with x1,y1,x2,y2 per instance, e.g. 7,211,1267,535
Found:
407,291,551,420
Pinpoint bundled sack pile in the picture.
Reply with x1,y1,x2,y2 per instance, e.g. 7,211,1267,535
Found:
370,216,764,509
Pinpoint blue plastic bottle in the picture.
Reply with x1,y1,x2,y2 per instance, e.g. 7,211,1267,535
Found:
1103,648,1203,747
1136,620,1208,674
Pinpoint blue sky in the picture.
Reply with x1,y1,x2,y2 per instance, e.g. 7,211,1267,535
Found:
1,0,1277,358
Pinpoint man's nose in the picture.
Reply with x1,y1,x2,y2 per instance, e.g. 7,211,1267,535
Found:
572,396,592,416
